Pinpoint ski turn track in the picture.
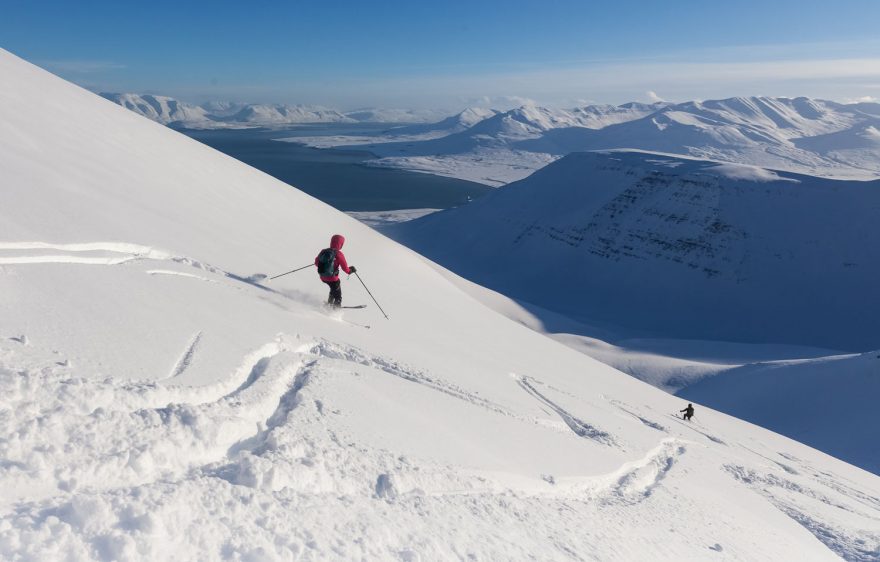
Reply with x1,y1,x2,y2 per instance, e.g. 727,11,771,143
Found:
517,374,617,446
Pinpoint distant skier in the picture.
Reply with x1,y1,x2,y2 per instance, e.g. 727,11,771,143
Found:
680,403,695,421
315,234,355,308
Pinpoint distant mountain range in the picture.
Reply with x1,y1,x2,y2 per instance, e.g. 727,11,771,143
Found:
101,93,354,127
519,96,880,178
316,96,880,183
100,92,449,127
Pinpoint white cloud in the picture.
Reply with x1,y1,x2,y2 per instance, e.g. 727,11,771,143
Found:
461,95,539,110
843,95,879,103
646,90,664,103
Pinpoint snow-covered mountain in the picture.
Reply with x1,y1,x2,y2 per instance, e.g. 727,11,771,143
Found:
389,150,880,351
198,100,246,117
3,49,880,560
361,102,666,155
306,102,665,186
100,92,210,126
313,96,880,186
221,103,354,125
521,96,880,178
102,93,355,127
388,150,880,474
387,107,501,137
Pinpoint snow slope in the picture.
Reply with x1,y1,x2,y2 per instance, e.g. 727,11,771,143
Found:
2,49,880,561
682,351,880,475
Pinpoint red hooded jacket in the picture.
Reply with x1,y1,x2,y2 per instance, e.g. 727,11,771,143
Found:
315,234,351,282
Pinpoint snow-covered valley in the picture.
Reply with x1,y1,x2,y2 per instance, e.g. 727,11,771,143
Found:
3,48,880,562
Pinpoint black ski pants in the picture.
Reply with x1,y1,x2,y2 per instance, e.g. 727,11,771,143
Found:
324,280,342,306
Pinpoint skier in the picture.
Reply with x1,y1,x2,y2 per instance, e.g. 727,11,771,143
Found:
315,234,355,308
680,403,695,421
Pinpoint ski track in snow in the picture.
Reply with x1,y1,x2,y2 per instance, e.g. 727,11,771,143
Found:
609,399,668,432
516,375,617,446
666,413,727,445
0,242,171,265
0,241,226,280
724,464,880,561
2,332,878,560
146,269,214,282
166,331,203,380
0,333,678,504
597,439,685,505
308,340,515,418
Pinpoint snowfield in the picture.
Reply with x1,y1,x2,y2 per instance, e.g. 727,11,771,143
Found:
2,48,880,562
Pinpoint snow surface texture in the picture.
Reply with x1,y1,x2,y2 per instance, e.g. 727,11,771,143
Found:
289,97,880,186
388,151,880,475
2,49,880,561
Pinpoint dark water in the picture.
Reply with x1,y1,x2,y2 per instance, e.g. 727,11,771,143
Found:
178,124,491,211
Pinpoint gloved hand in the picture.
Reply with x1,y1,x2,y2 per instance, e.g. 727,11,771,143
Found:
349,266,357,273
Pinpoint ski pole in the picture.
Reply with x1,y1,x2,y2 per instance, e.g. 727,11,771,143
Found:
269,263,314,280
354,271,389,320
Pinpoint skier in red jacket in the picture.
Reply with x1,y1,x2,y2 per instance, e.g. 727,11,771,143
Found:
315,234,355,307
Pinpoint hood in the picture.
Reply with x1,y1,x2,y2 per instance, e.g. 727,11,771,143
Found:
330,234,345,250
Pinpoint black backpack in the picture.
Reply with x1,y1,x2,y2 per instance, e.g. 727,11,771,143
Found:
316,248,337,276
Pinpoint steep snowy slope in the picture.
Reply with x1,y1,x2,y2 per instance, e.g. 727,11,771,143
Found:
682,351,880,475
2,49,879,561
389,150,880,351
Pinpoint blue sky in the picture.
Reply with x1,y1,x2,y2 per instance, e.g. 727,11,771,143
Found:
3,0,880,109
